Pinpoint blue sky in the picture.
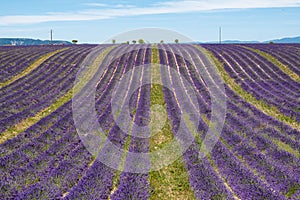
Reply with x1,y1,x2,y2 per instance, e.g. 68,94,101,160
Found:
0,0,300,43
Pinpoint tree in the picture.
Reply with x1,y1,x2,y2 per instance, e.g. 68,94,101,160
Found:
72,40,78,44
138,39,144,44
269,41,274,44
160,40,164,44
132,40,137,44
112,39,116,44
175,39,179,44
126,41,130,44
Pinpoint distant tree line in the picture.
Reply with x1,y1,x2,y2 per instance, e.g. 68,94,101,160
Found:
111,39,179,44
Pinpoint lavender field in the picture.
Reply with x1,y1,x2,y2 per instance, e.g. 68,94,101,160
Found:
0,43,299,200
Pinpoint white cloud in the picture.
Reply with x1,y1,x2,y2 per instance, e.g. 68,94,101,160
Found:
154,0,300,12
84,3,108,7
115,4,136,8
1,0,300,25
84,3,135,8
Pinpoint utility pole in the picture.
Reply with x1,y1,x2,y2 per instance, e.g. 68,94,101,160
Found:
50,29,53,45
219,27,222,44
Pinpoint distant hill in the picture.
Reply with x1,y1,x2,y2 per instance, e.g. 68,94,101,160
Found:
0,38,72,46
204,40,260,44
222,40,260,44
264,36,300,43
201,36,300,44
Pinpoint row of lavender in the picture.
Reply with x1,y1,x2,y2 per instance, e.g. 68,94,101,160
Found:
0,44,112,198
202,44,300,121
245,44,300,75
158,44,300,199
0,44,152,199
0,45,66,82
158,44,234,199
67,44,152,200
0,45,99,133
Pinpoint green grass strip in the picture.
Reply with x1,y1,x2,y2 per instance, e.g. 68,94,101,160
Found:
194,45,300,130
0,46,116,144
149,45,196,200
272,138,300,158
109,103,134,198
0,48,69,88
200,115,241,199
242,46,300,83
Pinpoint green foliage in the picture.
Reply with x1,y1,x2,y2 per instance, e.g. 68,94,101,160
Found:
72,40,78,44
286,183,300,198
138,39,144,44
